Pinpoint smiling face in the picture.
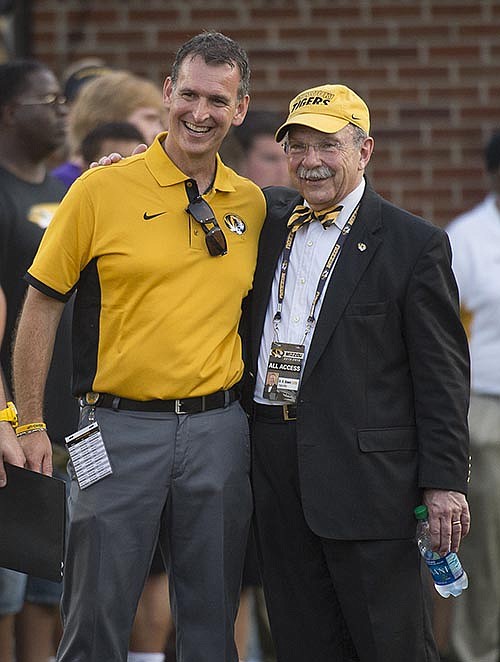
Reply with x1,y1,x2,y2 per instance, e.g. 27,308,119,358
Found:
286,124,374,211
162,55,249,173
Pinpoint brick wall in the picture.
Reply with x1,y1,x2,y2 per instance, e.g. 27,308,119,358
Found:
30,0,500,227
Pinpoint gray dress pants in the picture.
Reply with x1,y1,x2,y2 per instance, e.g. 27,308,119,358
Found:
56,401,252,662
450,393,500,662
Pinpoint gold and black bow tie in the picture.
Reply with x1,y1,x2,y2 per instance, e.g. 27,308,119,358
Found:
287,203,343,233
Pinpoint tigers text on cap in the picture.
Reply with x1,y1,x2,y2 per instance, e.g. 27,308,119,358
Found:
275,84,370,143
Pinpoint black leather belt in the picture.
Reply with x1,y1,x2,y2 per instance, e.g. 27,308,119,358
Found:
254,403,297,422
79,389,238,414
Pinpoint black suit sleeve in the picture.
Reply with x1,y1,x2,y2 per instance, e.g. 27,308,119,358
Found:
404,228,470,493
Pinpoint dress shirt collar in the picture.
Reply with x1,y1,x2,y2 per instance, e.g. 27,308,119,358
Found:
298,178,366,232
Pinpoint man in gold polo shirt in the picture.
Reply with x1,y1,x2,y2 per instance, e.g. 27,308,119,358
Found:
12,33,265,662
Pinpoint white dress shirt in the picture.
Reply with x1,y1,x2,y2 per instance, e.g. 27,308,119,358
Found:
447,193,500,396
254,179,365,404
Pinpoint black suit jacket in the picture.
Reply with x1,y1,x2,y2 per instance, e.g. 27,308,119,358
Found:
247,182,470,540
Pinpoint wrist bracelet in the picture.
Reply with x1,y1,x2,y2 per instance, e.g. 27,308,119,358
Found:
17,428,46,438
16,422,47,437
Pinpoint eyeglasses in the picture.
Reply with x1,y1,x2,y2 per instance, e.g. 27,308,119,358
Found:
186,196,227,257
16,93,67,108
283,140,342,157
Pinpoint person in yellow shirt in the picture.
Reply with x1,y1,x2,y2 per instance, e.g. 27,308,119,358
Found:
12,32,265,662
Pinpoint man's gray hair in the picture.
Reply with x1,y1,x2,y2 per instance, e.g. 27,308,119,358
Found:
349,123,368,147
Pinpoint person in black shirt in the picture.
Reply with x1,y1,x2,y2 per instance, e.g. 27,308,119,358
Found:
0,283,25,489
0,59,78,662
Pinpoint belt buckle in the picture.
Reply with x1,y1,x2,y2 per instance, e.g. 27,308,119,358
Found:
283,404,296,421
175,399,187,415
84,391,100,406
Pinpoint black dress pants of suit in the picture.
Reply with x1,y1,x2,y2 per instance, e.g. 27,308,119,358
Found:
251,415,440,662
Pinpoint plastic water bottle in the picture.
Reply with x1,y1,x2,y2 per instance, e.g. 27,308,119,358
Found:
414,504,468,597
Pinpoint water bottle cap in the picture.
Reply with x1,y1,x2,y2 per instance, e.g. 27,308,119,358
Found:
414,505,428,520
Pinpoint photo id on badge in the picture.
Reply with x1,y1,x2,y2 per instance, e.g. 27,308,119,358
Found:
263,341,305,404
65,421,113,489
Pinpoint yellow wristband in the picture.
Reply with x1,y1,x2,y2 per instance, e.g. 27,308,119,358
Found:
16,422,47,436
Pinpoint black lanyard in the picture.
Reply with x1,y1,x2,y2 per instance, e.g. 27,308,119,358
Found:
273,204,359,342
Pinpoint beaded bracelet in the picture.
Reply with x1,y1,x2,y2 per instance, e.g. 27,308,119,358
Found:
16,422,47,437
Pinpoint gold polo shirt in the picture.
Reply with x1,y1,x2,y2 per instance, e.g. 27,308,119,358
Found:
27,133,266,399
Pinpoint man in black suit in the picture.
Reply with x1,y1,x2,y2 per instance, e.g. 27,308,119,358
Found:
246,84,471,662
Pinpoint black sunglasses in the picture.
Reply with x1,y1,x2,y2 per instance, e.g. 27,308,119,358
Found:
186,196,227,257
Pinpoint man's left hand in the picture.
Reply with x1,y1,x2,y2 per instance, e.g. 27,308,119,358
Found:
423,488,470,555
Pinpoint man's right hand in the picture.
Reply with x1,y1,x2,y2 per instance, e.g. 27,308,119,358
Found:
12,288,64,480
90,142,147,168
18,429,52,477
0,423,26,487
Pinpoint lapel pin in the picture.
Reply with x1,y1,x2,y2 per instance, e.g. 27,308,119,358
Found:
357,242,367,252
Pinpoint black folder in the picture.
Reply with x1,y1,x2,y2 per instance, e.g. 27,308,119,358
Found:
0,463,66,582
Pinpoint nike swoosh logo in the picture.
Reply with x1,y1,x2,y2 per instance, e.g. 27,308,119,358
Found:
351,114,361,120
143,211,167,221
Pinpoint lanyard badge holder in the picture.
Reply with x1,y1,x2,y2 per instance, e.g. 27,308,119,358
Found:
263,205,359,404
263,341,305,403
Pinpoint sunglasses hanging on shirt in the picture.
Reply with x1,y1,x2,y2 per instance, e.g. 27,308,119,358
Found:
185,180,227,257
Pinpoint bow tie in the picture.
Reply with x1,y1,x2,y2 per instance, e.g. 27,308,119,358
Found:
287,203,343,233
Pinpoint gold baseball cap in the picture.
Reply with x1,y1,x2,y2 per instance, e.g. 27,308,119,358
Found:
275,84,370,142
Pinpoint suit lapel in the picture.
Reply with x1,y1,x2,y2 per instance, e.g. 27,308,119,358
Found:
302,188,383,384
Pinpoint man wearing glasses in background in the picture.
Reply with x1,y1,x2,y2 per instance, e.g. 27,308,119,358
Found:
0,59,79,662
12,33,265,662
